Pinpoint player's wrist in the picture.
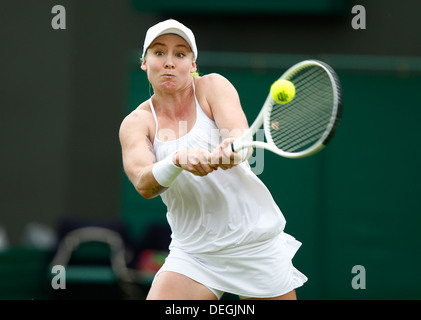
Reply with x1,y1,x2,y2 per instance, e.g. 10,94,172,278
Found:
240,148,248,162
152,151,183,187
172,151,181,167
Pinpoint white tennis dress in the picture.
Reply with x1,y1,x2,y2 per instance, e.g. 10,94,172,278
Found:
148,80,307,299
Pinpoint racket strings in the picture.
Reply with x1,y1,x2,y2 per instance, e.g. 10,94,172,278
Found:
273,103,331,152
273,89,332,140
272,110,328,149
271,90,331,137
268,66,334,152
272,99,331,152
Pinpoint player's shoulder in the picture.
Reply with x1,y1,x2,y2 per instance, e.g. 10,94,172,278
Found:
119,100,154,136
196,73,232,87
195,73,237,97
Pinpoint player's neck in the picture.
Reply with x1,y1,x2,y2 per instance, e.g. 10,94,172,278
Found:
152,88,195,121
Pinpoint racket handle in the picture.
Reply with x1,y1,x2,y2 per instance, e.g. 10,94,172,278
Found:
231,143,248,162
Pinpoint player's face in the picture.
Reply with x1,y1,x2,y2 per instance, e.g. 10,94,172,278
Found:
142,34,197,92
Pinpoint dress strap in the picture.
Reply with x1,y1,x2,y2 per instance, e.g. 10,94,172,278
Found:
192,77,200,109
148,98,159,140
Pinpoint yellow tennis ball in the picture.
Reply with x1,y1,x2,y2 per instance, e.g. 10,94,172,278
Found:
270,79,295,104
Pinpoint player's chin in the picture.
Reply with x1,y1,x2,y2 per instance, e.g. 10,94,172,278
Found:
159,79,178,91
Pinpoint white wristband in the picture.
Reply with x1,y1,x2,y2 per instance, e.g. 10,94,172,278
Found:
152,152,183,187
240,148,248,162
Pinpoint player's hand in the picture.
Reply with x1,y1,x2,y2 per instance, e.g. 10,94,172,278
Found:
209,138,243,170
173,148,216,176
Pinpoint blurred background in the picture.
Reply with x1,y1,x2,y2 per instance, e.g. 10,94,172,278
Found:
1,0,420,300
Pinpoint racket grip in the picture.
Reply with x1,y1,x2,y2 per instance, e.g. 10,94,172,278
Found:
231,143,248,162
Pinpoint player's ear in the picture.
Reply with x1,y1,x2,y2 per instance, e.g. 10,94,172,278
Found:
190,61,197,73
141,58,147,72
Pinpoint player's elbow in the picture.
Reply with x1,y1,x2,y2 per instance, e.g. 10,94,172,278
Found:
137,187,155,200
128,166,166,199
126,170,155,199
136,183,164,200
135,182,158,199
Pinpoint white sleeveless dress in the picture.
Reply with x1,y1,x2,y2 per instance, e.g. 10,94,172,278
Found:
148,80,307,299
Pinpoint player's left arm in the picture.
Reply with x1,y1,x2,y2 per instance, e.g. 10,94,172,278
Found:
198,73,253,168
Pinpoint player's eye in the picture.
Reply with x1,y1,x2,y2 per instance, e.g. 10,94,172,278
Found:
176,52,185,58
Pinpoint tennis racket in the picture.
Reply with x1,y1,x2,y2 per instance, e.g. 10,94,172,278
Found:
232,59,342,158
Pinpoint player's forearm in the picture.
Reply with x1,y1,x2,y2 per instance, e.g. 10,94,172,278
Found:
132,165,168,199
134,152,183,199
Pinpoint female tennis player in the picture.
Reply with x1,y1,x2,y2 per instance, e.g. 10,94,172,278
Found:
119,19,307,300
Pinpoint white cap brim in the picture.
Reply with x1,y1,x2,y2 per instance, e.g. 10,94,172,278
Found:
142,19,198,61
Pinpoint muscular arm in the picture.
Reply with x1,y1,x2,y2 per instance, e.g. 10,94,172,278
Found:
119,110,166,199
119,107,216,199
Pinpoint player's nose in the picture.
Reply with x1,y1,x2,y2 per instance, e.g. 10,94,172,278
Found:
164,56,175,69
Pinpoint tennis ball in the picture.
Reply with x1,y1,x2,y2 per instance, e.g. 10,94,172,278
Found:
270,79,295,104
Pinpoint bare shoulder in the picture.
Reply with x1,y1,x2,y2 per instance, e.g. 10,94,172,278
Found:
119,100,155,142
196,73,239,101
195,73,236,92
194,74,240,120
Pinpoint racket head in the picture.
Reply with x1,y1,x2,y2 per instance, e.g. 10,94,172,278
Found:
263,59,342,158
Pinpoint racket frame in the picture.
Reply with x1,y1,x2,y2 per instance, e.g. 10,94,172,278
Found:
232,59,342,159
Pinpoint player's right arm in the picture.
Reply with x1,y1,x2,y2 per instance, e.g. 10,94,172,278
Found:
120,104,216,199
119,108,166,199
